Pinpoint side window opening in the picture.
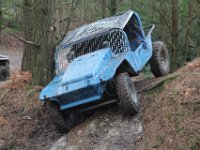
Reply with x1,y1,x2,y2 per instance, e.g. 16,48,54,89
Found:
124,15,143,51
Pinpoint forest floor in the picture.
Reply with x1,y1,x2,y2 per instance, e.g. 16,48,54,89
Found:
0,34,200,150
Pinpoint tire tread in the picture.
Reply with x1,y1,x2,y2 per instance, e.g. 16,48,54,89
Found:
150,41,170,77
115,73,139,115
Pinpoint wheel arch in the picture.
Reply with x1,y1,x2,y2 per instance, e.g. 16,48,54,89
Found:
116,60,138,77
46,98,61,108
0,59,9,66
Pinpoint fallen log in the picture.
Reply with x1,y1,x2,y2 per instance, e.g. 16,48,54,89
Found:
135,73,179,93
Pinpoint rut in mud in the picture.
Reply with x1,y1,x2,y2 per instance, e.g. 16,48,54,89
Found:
50,106,143,150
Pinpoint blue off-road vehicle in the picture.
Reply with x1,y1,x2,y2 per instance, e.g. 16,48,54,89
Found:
40,10,170,132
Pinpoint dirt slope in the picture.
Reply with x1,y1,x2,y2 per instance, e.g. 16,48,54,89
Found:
0,58,200,150
136,58,200,150
50,107,143,150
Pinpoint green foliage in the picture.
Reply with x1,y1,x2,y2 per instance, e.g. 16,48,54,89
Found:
1,140,16,150
1,0,200,69
188,135,200,150
0,0,23,30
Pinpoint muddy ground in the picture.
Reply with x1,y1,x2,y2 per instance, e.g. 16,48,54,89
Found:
50,59,200,150
0,72,144,150
0,34,145,150
0,34,200,150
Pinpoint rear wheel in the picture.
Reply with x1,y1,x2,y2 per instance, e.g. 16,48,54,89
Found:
115,73,139,115
0,65,9,81
46,103,76,133
150,41,170,77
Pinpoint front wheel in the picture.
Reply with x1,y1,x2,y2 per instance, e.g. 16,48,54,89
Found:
150,41,170,77
115,73,139,115
46,103,76,133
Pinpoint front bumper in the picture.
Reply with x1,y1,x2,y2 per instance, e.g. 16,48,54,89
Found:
39,73,106,110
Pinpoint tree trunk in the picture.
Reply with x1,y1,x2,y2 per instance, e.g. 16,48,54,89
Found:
21,0,34,72
0,0,2,38
171,0,179,71
158,0,167,41
22,0,63,86
109,0,117,16
101,0,106,18
197,2,200,57
182,1,194,62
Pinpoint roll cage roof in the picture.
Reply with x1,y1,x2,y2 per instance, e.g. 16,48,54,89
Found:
59,10,145,46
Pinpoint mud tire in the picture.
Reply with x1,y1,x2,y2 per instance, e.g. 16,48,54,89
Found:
150,41,170,77
115,73,139,115
47,104,76,133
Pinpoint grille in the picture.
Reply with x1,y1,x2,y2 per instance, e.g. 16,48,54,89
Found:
59,86,97,104
56,29,129,74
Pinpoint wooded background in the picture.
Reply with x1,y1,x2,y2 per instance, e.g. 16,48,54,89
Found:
0,0,200,86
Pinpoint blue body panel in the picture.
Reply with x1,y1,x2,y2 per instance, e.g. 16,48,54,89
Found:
39,10,155,111
61,48,112,85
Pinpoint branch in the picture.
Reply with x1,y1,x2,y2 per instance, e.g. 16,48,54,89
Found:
135,74,178,93
150,0,173,35
197,20,200,26
5,31,39,47
15,3,33,10
64,0,73,5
